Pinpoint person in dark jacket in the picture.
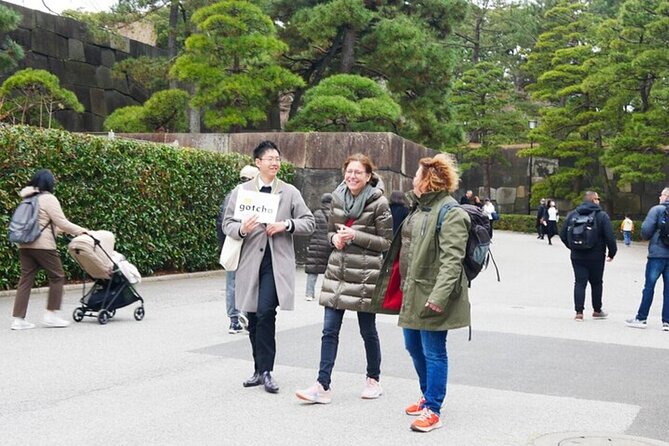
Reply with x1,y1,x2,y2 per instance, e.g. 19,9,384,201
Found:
560,191,617,321
625,187,669,331
304,193,334,301
459,190,473,205
536,198,547,239
389,190,410,235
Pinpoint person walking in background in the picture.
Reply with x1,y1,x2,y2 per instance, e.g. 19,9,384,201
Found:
625,187,669,331
304,193,333,302
11,169,88,330
536,198,547,239
217,165,258,333
546,199,559,245
560,191,617,322
473,195,483,208
389,190,410,235
371,154,471,433
296,154,392,405
223,141,315,394
621,215,634,247
459,190,473,205
482,198,495,238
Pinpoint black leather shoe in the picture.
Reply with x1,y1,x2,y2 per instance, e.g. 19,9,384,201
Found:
242,372,262,388
261,371,279,394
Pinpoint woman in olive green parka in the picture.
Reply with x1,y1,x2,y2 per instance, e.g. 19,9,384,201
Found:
371,154,470,433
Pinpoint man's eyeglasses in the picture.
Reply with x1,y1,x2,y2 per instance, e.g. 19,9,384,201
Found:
259,157,281,163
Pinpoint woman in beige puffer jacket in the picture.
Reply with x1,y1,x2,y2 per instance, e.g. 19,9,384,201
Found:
296,154,392,405
11,169,87,330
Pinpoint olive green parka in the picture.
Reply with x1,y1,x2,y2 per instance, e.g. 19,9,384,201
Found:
370,191,471,331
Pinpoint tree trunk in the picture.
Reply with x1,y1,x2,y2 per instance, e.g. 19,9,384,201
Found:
340,26,356,73
168,0,179,89
188,84,200,133
640,73,653,112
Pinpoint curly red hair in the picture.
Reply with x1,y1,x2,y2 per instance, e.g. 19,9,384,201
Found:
415,153,459,194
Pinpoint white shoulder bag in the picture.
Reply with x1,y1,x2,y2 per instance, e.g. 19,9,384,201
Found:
219,236,243,271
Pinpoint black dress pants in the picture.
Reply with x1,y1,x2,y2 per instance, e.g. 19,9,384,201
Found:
247,245,279,373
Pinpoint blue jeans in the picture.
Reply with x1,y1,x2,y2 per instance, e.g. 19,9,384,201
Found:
636,258,669,323
317,307,381,389
306,273,318,298
623,231,631,246
226,271,240,322
403,329,448,416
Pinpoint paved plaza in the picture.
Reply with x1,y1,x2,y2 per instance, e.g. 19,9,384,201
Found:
1,231,668,445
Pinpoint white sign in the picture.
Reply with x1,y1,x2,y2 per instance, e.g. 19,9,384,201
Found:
233,189,281,224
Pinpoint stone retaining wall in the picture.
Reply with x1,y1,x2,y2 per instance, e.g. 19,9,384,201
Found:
0,1,167,132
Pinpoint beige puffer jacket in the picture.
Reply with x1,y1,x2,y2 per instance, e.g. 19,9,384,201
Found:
319,187,393,312
18,187,86,250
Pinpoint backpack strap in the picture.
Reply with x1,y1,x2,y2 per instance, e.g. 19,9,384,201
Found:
436,202,458,233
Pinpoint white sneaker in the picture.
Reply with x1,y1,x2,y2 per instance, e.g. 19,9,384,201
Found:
625,318,647,329
296,382,332,404
11,318,35,330
663,323,669,332
361,377,383,399
42,311,71,328
305,295,315,301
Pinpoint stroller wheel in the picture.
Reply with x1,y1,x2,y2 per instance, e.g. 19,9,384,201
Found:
72,307,85,322
98,310,110,325
133,306,145,321
108,309,116,319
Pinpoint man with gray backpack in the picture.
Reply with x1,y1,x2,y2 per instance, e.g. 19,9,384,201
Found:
625,187,669,331
560,191,617,322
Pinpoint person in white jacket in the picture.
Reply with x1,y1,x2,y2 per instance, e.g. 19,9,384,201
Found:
483,198,496,238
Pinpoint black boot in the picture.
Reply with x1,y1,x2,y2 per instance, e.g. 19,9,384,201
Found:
242,371,263,387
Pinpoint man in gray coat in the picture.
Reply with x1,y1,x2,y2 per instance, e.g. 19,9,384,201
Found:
626,187,669,331
224,141,315,393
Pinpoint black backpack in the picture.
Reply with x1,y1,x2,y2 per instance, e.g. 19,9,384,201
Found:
567,210,599,250
658,206,669,247
437,203,500,284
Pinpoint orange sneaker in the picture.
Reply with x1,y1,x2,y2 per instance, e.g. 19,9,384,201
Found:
410,408,442,432
405,397,426,415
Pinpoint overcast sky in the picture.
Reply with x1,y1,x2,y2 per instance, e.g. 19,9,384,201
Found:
3,0,117,14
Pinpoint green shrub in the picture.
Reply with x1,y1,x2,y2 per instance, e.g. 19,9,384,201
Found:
0,124,294,290
103,105,148,132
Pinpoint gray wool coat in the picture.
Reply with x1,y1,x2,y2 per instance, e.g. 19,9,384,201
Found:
223,179,315,312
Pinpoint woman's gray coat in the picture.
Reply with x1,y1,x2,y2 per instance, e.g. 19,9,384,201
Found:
223,179,315,312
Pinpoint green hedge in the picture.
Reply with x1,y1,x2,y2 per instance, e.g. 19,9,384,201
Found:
0,125,294,290
493,214,644,242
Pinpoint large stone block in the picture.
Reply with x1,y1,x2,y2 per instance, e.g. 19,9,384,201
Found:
104,90,132,114
54,15,87,40
109,35,130,53
34,8,55,32
89,88,106,116
100,48,116,68
83,43,102,66
62,60,96,86
69,85,91,111
12,27,31,48
95,66,113,89
68,39,85,61
496,187,516,205
32,28,68,58
29,52,49,71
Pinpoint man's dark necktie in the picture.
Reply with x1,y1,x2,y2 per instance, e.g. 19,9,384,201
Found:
260,186,271,194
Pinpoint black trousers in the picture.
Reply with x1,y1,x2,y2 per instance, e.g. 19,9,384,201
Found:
571,256,605,313
247,245,279,373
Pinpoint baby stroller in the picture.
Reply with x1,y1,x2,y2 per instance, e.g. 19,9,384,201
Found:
67,231,145,325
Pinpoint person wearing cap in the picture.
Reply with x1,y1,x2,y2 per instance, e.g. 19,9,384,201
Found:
217,165,259,334
304,193,334,301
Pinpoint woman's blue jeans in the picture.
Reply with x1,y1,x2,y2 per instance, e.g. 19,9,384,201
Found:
317,306,381,388
636,258,669,323
403,328,448,416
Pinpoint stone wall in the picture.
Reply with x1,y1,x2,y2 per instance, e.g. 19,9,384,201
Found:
0,1,167,131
